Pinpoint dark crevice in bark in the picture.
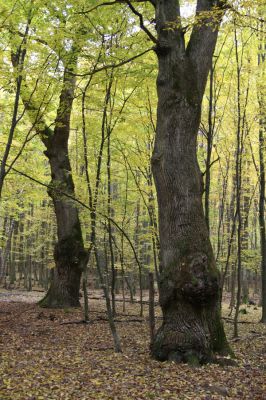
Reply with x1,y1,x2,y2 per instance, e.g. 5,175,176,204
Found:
149,0,231,363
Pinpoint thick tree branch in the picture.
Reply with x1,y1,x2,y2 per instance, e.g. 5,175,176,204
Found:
154,0,185,55
186,0,227,97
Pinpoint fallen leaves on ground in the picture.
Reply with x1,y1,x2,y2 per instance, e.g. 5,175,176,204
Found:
0,290,265,399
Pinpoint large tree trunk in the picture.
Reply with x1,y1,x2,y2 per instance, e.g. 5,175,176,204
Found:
11,43,87,308
150,0,231,363
39,133,87,307
39,55,87,308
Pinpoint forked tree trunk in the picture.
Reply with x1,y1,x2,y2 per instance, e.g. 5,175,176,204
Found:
150,0,231,363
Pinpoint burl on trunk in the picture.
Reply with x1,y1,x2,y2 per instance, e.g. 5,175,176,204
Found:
150,0,231,363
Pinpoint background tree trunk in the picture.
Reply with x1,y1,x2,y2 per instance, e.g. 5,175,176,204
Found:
257,20,266,323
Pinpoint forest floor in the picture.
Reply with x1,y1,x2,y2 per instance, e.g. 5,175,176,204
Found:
0,289,265,400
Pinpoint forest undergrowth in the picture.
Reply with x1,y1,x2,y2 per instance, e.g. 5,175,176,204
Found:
0,290,265,400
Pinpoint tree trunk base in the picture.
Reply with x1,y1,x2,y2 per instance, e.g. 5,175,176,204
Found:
151,304,232,365
38,270,81,308
38,288,81,308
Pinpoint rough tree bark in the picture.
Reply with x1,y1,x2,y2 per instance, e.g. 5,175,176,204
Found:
149,0,231,363
12,47,87,308
39,52,87,308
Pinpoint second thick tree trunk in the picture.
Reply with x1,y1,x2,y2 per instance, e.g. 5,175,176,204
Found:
39,134,87,307
12,40,87,308
38,55,87,308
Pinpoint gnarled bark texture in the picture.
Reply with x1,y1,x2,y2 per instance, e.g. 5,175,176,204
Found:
39,55,87,308
150,0,231,363
12,47,87,308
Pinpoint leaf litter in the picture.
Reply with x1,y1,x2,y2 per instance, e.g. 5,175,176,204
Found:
0,290,265,399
